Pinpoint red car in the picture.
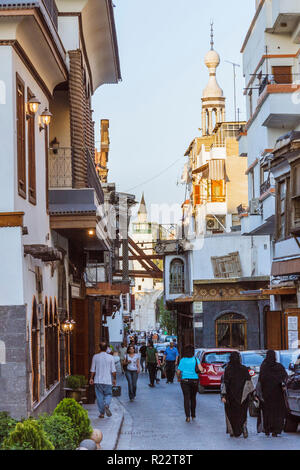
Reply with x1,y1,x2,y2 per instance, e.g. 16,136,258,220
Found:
195,348,238,393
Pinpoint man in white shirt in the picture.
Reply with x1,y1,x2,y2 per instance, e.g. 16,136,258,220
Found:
89,342,117,419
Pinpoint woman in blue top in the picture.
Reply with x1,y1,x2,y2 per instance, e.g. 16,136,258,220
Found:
177,345,205,422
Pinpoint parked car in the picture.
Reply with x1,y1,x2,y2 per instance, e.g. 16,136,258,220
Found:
196,348,238,393
284,354,300,432
275,349,300,375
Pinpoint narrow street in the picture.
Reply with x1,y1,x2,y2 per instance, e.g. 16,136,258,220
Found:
116,372,299,451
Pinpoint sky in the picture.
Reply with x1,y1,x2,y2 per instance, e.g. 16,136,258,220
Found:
92,0,255,220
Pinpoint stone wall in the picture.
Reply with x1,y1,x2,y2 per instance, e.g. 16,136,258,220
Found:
0,305,28,419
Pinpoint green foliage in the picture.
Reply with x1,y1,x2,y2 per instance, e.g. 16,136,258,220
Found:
72,375,87,388
38,413,78,450
53,398,92,445
158,297,177,335
0,412,18,446
65,375,81,390
2,419,54,450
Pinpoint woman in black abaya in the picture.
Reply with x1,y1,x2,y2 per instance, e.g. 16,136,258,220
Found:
221,352,254,438
256,350,288,437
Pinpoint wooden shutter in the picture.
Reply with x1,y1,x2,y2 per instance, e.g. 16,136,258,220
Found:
272,66,292,84
194,184,201,205
16,74,26,198
27,89,36,205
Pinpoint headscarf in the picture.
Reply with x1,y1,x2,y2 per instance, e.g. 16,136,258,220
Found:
259,349,287,399
224,352,250,403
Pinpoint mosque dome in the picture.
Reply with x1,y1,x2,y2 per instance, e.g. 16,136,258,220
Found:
204,49,220,68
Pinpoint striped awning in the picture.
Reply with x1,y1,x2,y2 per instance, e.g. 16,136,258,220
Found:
192,160,225,180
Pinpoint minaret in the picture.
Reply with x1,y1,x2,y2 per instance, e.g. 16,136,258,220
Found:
137,193,147,223
201,22,226,136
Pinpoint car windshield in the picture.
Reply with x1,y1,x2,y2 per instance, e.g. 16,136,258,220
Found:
241,352,266,367
202,352,232,364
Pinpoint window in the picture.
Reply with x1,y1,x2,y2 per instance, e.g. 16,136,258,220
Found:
211,252,242,279
272,66,292,84
16,74,26,198
45,298,59,389
211,180,225,202
31,298,39,403
170,259,184,294
290,164,300,231
216,313,247,350
27,88,36,204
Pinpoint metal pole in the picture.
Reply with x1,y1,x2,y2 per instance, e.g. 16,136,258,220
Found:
226,60,240,122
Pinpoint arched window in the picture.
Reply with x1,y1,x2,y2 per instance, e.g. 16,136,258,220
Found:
45,298,59,388
169,259,185,294
216,313,247,350
31,298,39,403
44,297,50,389
53,300,59,383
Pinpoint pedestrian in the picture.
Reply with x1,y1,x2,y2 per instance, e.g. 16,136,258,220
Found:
256,349,288,437
89,341,117,419
163,341,179,384
221,351,254,438
139,342,147,372
129,340,138,353
177,344,204,422
146,340,159,387
119,342,127,374
123,345,140,401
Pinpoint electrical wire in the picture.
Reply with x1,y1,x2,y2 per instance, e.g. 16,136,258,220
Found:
124,156,184,192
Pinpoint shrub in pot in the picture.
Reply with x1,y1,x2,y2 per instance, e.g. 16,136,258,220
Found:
2,419,54,450
38,413,78,450
53,398,92,445
65,375,82,402
0,412,18,447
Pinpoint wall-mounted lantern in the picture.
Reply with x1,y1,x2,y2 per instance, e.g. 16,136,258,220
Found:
27,96,41,114
50,137,60,154
39,108,52,132
61,318,76,334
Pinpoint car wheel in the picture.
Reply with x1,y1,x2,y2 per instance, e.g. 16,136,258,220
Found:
284,414,299,433
198,383,205,394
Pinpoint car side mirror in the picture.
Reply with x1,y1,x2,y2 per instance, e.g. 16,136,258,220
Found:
289,363,295,372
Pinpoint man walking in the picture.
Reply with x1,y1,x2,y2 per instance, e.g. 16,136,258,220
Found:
163,341,179,384
89,341,116,419
146,340,159,387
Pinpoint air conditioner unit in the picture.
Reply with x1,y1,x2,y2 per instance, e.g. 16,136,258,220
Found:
249,198,261,215
206,217,219,231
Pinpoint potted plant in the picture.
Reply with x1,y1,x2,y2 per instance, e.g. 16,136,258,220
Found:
64,376,82,402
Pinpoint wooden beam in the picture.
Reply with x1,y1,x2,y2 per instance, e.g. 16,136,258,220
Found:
118,254,164,260
0,212,24,227
128,237,162,273
115,270,163,279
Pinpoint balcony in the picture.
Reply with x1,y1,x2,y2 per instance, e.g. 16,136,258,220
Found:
0,0,58,29
268,0,300,36
49,147,104,203
258,84,300,129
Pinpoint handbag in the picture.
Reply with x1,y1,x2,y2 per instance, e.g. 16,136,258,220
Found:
112,386,121,397
122,354,129,371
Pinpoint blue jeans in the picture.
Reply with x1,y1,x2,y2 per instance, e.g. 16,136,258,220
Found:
95,383,112,414
125,370,138,399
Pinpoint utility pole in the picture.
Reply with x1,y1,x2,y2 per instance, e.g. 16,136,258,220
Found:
225,60,240,122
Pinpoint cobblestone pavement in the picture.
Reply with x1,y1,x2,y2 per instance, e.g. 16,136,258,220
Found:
116,371,300,450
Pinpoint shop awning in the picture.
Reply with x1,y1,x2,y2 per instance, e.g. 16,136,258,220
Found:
271,258,300,276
